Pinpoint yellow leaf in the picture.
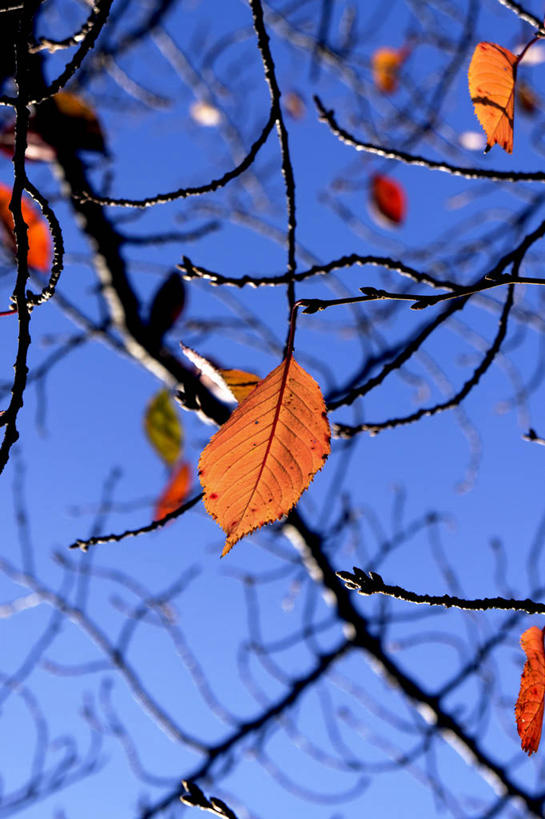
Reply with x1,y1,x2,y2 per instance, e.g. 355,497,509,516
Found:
145,389,183,466
218,369,261,403
468,42,517,154
199,357,330,556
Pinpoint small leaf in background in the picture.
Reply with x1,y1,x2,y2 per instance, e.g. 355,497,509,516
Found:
52,91,107,154
217,369,261,403
190,100,222,127
370,174,406,227
148,272,186,344
145,389,183,466
199,357,330,557
515,626,545,755
0,183,51,271
458,130,486,151
154,461,191,521
517,81,538,115
371,46,407,93
284,91,306,120
180,343,259,404
468,42,517,154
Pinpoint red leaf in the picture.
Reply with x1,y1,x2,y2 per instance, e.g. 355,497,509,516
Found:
154,461,192,521
370,174,406,226
0,183,51,272
515,625,545,755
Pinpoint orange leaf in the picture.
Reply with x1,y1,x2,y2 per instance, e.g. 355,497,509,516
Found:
372,47,407,93
515,626,545,755
218,369,261,403
370,174,406,226
468,42,518,154
154,461,192,521
199,357,330,556
180,344,260,404
0,183,51,272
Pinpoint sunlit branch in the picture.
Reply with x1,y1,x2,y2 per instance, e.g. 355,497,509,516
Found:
69,492,203,551
337,567,545,613
76,108,276,208
314,96,545,183
248,0,298,318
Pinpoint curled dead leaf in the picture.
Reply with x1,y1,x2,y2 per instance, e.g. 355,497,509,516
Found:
515,625,545,755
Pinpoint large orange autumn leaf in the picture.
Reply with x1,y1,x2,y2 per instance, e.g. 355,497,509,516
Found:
515,625,545,755
468,42,517,154
199,358,330,556
0,184,51,271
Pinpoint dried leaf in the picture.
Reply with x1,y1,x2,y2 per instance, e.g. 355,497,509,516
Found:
180,344,259,404
148,272,186,343
372,46,407,93
0,183,51,271
370,174,406,226
515,626,545,755
199,357,330,556
53,91,107,154
468,42,517,154
154,461,191,520
218,369,261,403
145,389,183,466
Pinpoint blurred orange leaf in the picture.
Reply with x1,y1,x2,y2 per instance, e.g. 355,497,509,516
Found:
154,461,192,521
372,47,407,93
515,626,545,755
370,174,406,226
199,357,330,557
468,42,517,154
0,183,51,271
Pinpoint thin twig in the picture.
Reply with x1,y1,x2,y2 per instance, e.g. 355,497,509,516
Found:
337,567,545,614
